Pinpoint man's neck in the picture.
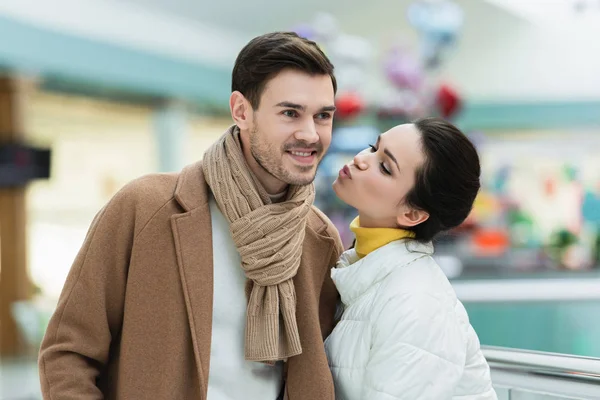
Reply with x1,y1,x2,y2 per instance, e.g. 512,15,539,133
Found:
268,190,288,204
254,171,288,195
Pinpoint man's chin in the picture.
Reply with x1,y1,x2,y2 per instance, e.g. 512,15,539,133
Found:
277,162,316,184
289,176,317,186
284,171,318,186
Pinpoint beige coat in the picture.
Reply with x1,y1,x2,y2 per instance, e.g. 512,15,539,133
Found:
38,160,343,399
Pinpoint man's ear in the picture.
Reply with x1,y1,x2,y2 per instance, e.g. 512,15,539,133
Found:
230,91,252,130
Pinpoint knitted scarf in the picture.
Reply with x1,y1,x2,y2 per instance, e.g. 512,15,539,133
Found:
202,126,315,363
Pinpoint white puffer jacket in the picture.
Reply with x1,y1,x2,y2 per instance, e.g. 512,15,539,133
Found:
325,240,497,400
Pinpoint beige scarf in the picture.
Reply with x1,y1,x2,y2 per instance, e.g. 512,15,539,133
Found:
202,126,315,363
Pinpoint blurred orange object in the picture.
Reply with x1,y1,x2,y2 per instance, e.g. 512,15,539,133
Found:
544,177,556,197
472,228,510,256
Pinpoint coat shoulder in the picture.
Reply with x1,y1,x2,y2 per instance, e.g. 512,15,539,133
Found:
103,172,180,238
116,173,179,204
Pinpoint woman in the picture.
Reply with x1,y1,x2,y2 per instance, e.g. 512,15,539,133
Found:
325,117,497,400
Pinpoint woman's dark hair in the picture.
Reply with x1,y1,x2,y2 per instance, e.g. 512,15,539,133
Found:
232,32,337,110
404,117,481,243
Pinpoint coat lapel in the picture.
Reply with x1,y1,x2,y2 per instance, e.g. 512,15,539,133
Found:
285,226,337,400
171,161,214,399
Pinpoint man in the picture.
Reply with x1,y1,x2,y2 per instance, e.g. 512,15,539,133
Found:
38,32,343,400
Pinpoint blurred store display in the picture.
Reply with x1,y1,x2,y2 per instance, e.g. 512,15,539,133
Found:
295,3,600,277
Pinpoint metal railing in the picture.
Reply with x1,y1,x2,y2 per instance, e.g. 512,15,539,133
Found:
482,346,600,399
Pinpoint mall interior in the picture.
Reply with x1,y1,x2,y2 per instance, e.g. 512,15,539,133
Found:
1,0,600,398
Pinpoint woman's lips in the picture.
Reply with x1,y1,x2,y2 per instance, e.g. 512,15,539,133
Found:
338,165,352,179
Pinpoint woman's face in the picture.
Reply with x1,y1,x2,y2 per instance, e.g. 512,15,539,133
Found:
332,123,429,228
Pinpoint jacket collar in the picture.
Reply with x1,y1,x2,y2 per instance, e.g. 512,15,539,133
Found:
332,240,434,305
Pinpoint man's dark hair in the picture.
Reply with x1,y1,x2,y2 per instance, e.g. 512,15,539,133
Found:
232,32,337,109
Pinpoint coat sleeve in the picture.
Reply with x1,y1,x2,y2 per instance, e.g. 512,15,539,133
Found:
361,291,467,400
38,179,159,400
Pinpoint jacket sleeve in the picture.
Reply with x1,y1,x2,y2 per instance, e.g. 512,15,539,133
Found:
38,182,148,400
361,291,467,400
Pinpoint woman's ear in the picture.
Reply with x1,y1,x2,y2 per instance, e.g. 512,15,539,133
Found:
230,91,252,130
397,208,429,227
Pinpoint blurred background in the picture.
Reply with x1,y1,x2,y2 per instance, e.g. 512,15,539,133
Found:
1,0,600,398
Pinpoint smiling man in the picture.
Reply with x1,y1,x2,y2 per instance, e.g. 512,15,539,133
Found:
38,32,343,400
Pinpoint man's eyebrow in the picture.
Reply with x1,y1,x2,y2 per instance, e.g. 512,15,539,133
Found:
275,102,305,111
319,105,336,112
275,102,337,113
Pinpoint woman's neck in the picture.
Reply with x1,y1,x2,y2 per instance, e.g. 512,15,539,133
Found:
356,213,398,229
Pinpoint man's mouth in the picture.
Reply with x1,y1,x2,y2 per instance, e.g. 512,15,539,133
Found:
286,150,318,164
289,150,315,157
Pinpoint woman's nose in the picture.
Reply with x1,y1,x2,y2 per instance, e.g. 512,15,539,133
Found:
353,153,369,170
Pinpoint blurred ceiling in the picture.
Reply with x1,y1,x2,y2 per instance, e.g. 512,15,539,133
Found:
2,0,599,101
119,0,600,36
117,0,405,37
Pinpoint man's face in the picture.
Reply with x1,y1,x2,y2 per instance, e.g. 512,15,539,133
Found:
245,69,336,188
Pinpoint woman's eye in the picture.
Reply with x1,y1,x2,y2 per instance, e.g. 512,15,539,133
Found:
380,163,391,175
369,145,391,175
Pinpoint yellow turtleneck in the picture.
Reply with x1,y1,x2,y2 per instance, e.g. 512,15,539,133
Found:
350,217,415,259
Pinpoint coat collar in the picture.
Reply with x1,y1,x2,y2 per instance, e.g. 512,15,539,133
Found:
174,160,209,211
332,240,434,306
